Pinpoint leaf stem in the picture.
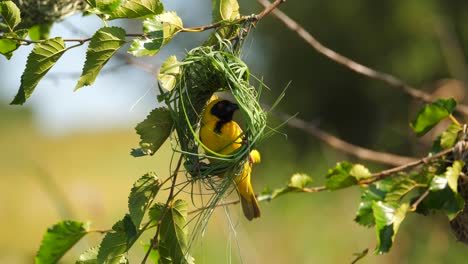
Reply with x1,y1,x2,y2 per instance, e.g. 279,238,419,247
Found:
409,189,430,212
141,155,183,264
449,114,462,126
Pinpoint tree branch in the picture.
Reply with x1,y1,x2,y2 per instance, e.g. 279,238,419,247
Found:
141,155,183,264
256,0,468,116
278,112,418,166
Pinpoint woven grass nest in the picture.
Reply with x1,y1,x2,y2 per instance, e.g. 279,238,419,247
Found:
451,175,468,244
158,42,271,237
161,43,268,185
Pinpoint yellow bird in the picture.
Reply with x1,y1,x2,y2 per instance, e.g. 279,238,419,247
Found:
199,98,261,220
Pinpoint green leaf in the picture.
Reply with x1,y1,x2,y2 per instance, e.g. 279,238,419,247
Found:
350,164,372,180
0,37,17,58
373,202,409,254
410,98,457,136
29,23,53,40
429,162,464,192
289,173,313,189
158,55,180,91
129,12,183,57
384,178,417,204
0,1,21,32
430,136,443,154
36,220,88,264
263,173,313,199
447,160,463,193
355,185,386,227
0,29,27,59
128,172,161,227
325,162,357,190
419,187,465,220
76,246,99,264
212,0,240,21
159,199,192,264
430,175,447,191
11,37,67,105
148,202,165,224
86,0,122,14
75,27,126,90
441,123,462,149
108,0,164,20
97,215,137,264
135,107,173,155
141,243,160,263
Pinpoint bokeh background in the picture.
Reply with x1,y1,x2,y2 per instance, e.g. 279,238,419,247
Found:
1,0,468,263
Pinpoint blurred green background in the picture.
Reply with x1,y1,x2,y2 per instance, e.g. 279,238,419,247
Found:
1,0,468,263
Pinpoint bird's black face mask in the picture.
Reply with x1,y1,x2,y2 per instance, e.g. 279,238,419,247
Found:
210,100,239,122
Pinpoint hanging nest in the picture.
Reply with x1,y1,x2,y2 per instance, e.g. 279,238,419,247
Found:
12,0,87,28
450,175,468,244
162,43,267,179
450,138,468,244
158,40,269,240
160,41,267,195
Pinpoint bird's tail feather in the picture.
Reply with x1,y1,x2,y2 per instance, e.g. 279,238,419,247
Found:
240,191,261,221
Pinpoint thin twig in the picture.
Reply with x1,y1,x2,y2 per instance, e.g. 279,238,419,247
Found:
278,112,417,166
87,228,112,234
141,155,183,264
188,199,241,215
254,0,286,21
255,0,468,116
361,147,455,185
1,0,285,47
409,189,430,212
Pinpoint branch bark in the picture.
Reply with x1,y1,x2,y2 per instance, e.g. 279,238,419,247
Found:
256,0,468,116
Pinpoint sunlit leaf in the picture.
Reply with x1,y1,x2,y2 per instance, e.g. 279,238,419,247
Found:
373,202,409,254
0,28,27,59
446,160,463,193
76,246,99,264
350,164,372,180
129,12,183,57
430,175,447,191
0,37,17,58
108,0,164,20
212,0,240,21
0,1,21,32
75,27,126,90
355,185,386,226
135,107,173,155
159,199,193,264
97,215,137,264
142,243,160,263
410,98,457,136
263,173,313,199
325,162,357,190
85,0,122,14
441,123,462,149
29,23,52,40
128,172,161,227
36,220,88,264
158,55,180,91
11,37,67,104
384,178,417,204
289,173,313,189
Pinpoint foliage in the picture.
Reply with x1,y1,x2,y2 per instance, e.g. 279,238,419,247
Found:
3,0,468,263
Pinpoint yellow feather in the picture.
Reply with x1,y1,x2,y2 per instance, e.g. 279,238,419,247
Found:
199,98,261,220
